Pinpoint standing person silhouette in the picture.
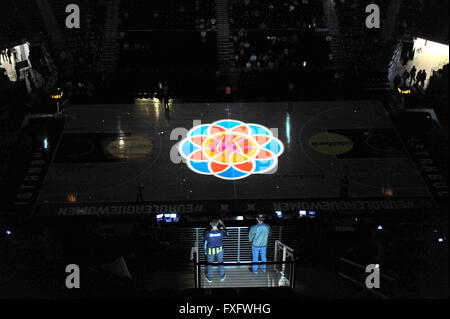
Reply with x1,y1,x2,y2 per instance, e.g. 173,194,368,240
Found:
203,219,229,282
419,69,427,88
409,66,417,84
249,214,272,274
162,81,170,110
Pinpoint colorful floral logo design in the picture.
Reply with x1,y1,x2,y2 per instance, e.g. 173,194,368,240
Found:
178,120,284,180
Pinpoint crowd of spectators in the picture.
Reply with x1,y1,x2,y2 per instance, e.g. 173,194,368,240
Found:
333,0,392,73
227,0,332,99
121,0,215,31
47,0,108,89
118,1,218,101
229,0,325,30
231,29,331,72
116,31,218,101
229,0,329,71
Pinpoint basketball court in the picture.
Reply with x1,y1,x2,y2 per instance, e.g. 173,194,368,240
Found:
33,99,432,217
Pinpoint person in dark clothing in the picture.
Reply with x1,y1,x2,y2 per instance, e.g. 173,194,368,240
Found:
162,81,170,110
409,66,417,84
416,70,423,87
340,176,350,198
136,183,144,203
203,219,229,282
402,69,410,86
419,69,427,88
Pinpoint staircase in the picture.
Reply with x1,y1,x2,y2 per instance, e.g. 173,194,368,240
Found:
215,0,234,74
35,0,65,48
97,0,121,73
322,0,350,73
322,0,391,91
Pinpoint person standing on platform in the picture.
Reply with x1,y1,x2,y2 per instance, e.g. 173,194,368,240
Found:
136,183,144,204
249,214,271,274
162,81,170,110
409,66,417,84
204,219,229,282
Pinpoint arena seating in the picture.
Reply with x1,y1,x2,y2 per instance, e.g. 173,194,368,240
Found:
226,1,332,98
228,0,325,30
118,0,217,100
121,0,215,30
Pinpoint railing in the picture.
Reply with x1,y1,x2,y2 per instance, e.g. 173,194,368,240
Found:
338,258,399,299
194,260,296,290
192,239,296,290
192,227,281,263
274,240,295,276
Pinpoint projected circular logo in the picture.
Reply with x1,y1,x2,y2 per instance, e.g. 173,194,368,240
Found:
178,120,284,180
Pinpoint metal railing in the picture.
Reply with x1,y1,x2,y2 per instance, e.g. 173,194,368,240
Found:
274,240,295,276
194,260,296,290
192,227,281,263
192,239,296,290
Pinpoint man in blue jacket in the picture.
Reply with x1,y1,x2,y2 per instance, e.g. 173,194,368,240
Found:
249,214,271,274
204,219,229,282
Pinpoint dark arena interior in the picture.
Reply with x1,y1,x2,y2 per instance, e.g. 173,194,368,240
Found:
0,0,449,309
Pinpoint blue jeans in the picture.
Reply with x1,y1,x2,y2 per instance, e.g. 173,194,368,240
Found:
206,250,224,280
252,246,267,274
